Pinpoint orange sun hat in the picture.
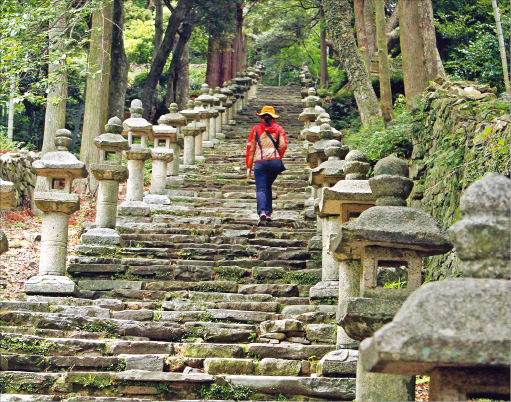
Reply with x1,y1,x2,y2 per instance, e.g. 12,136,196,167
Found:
255,105,280,119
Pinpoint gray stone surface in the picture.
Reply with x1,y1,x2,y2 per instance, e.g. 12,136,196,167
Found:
257,358,301,376
81,227,121,245
124,355,165,371
204,358,254,375
317,349,358,376
260,319,303,334
360,277,511,374
24,275,78,295
305,324,336,344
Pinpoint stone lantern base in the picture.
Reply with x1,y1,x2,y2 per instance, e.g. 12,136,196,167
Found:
166,175,185,187
118,200,151,217
81,227,122,246
143,194,171,205
24,275,78,296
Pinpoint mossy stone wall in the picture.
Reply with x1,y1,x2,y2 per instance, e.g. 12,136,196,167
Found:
409,78,510,279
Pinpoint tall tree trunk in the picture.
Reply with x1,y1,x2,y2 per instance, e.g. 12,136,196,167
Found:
42,13,67,153
399,0,444,106
153,0,163,60
375,0,393,124
79,0,114,194
231,2,244,76
160,21,194,116
7,76,15,141
176,40,190,110
354,0,370,71
319,6,329,88
363,0,377,70
206,35,222,88
108,0,129,120
323,0,382,126
141,0,194,119
221,46,233,83
491,0,510,92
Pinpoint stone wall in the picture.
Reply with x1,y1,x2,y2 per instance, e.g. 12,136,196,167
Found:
0,151,38,209
409,78,510,278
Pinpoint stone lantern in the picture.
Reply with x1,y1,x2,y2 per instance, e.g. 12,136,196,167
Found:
81,117,129,245
118,99,152,217
299,97,320,131
230,79,242,114
0,178,15,254
196,84,215,145
208,88,220,144
334,155,452,402
145,125,175,204
221,82,235,126
24,129,87,295
301,113,342,144
234,73,247,111
308,140,349,300
180,100,201,166
192,99,209,160
318,150,375,349
359,173,510,402
158,103,186,177
213,87,227,139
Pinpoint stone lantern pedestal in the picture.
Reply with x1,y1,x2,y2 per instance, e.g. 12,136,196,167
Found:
359,173,510,402
213,87,227,140
81,117,129,245
0,178,15,254
197,84,215,148
208,88,220,144
192,100,208,162
221,83,234,126
118,99,153,217
318,150,375,350
24,129,87,295
158,103,186,178
333,155,452,402
179,100,200,168
309,140,349,302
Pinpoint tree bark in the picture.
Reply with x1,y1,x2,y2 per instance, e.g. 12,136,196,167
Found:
399,0,444,106
153,0,163,60
176,40,190,110
108,0,129,120
323,0,382,126
160,21,193,117
375,0,393,124
141,0,194,118
491,0,510,92
42,12,67,154
319,6,329,88
7,76,15,141
363,0,377,70
79,0,114,194
353,0,370,71
206,35,223,88
221,46,233,83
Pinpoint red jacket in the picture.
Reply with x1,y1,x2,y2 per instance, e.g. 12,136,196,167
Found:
246,121,287,169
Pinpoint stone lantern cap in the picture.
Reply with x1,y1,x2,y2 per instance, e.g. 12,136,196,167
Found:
331,155,452,258
208,90,220,117
182,121,203,137
318,150,374,216
359,176,511,376
194,98,213,120
221,83,233,97
309,140,348,187
299,101,319,123
214,87,227,102
93,117,129,152
301,113,342,142
151,147,174,162
197,84,214,105
32,129,88,179
180,100,199,121
158,103,187,127
122,99,154,141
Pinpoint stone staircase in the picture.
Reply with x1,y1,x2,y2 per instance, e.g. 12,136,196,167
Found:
0,86,356,401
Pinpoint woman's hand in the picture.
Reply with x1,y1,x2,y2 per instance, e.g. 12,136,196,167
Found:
247,168,251,179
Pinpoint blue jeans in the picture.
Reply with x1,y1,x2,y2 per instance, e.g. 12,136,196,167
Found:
253,159,282,216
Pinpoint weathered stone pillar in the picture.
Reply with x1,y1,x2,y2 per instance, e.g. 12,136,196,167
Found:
158,103,186,177
193,99,208,161
145,125,175,204
24,129,87,295
360,173,511,402
334,155,452,402
118,99,152,217
81,117,129,245
319,150,375,349
0,178,15,254
208,88,220,144
180,100,199,166
221,83,234,126
196,84,214,147
309,140,349,300
213,87,227,140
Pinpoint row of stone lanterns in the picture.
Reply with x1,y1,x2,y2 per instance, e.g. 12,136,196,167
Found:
22,66,264,297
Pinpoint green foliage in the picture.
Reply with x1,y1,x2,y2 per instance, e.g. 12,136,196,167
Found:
344,97,415,162
189,64,207,91
199,378,254,401
0,129,30,151
0,336,57,355
125,19,155,65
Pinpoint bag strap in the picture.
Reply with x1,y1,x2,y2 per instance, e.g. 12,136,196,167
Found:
254,130,263,159
264,131,281,158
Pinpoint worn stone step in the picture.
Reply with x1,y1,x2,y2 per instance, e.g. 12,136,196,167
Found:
2,354,121,372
